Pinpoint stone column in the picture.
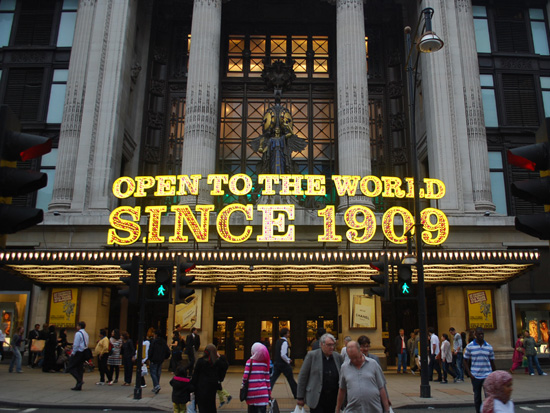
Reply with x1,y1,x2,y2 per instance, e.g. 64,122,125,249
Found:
456,0,495,212
334,0,372,209
49,0,97,211
180,0,222,205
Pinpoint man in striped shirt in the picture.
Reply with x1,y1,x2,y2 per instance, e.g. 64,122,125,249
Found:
463,327,496,413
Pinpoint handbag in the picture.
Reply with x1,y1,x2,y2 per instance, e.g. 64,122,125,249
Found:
269,398,280,413
31,339,45,352
240,360,253,402
141,363,148,376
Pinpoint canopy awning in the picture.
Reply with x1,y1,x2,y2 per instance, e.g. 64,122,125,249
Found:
0,249,539,285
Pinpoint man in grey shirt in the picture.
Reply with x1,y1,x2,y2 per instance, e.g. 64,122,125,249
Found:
336,341,390,413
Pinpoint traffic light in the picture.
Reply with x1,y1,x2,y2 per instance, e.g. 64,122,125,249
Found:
508,131,550,239
150,266,173,302
175,258,196,304
0,105,52,234
119,256,141,305
368,257,389,300
396,264,416,298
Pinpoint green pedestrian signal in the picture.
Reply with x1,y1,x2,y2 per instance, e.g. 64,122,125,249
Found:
149,266,172,302
401,282,410,295
157,284,167,297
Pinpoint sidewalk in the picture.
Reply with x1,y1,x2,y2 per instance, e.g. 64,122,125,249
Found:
0,362,549,411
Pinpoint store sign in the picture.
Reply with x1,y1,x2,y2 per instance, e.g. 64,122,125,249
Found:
107,173,449,246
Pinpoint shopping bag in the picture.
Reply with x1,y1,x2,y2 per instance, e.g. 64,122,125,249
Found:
269,399,280,413
291,405,305,413
31,339,45,352
141,364,148,376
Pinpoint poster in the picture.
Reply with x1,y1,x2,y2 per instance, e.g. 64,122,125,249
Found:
349,288,376,329
175,289,202,330
524,311,550,344
48,288,79,328
466,288,496,330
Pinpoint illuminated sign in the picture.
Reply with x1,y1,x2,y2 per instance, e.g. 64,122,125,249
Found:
108,174,449,246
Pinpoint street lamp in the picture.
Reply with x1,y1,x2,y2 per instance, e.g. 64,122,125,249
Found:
404,7,444,399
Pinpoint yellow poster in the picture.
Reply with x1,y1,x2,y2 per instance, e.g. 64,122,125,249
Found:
466,289,495,330
349,288,376,329
48,288,79,328
175,289,202,330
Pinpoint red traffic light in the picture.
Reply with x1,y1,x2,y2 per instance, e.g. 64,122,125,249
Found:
507,142,550,172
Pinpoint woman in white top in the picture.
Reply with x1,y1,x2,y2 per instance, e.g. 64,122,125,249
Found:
440,333,456,383
482,370,514,413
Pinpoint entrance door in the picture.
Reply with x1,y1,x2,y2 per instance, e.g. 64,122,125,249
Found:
215,318,245,364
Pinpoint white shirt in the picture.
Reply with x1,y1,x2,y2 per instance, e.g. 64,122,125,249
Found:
280,337,291,364
136,340,150,363
482,399,514,413
0,329,5,341
341,346,349,362
72,328,89,355
430,334,440,355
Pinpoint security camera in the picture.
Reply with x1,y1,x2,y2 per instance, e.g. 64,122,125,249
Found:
249,265,254,271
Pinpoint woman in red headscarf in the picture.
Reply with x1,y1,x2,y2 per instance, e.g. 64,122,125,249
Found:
242,342,272,413
482,370,514,413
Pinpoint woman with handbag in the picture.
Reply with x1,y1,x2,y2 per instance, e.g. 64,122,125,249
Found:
107,329,123,384
242,342,271,413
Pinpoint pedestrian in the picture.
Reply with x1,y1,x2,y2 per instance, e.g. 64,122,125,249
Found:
269,327,298,399
523,329,547,376
440,333,456,383
463,327,496,413
191,343,229,412
411,329,420,374
58,328,67,348
340,335,351,362
27,323,41,368
42,325,59,372
170,329,184,373
310,328,326,351
66,320,89,390
297,333,342,413
242,342,271,413
185,327,200,376
95,328,112,385
8,326,24,373
0,324,5,362
449,327,464,382
358,335,380,366
148,329,171,394
121,331,134,386
135,337,150,388
407,331,416,371
509,333,524,374
171,363,194,413
336,340,390,413
482,370,514,413
428,327,442,382
394,328,408,373
107,329,123,384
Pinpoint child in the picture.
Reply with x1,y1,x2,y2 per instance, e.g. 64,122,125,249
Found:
217,385,232,408
170,364,194,413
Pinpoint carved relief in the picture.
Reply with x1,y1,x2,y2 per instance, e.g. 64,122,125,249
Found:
388,80,403,99
130,62,142,83
392,147,408,165
501,58,533,70
153,48,168,65
148,110,165,130
389,112,406,132
150,79,166,97
144,145,161,163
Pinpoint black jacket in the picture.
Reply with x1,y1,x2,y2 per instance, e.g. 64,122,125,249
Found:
185,333,200,354
148,337,171,363
394,334,407,355
170,375,194,404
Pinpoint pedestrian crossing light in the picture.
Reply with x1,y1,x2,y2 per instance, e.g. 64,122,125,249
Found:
175,257,196,304
119,255,141,305
397,263,416,299
152,266,173,302
368,256,389,300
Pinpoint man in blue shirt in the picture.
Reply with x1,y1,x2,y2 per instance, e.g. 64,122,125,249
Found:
463,327,496,413
66,321,89,391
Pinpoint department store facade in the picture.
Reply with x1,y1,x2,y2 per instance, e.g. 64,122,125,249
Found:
0,0,549,368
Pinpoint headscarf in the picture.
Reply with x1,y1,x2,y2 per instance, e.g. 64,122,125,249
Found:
204,343,219,365
482,370,513,413
250,342,270,364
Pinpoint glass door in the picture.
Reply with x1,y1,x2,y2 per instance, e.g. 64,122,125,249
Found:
217,318,245,364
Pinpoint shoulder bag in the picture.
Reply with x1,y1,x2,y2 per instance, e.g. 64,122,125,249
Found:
240,360,253,402
79,331,93,360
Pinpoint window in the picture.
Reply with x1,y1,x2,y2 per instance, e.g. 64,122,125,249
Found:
14,1,55,46
541,77,550,117
502,74,538,126
473,6,491,53
480,75,498,127
46,69,68,123
488,152,507,215
0,0,15,47
36,149,57,211
57,0,78,47
226,34,330,79
529,9,549,56
4,68,44,121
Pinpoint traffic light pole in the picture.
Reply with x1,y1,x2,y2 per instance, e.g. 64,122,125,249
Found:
134,222,149,400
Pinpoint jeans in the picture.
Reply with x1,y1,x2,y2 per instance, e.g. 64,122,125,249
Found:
454,352,464,380
527,354,544,375
270,361,297,399
397,352,408,372
9,347,22,372
150,361,162,388
471,376,485,413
